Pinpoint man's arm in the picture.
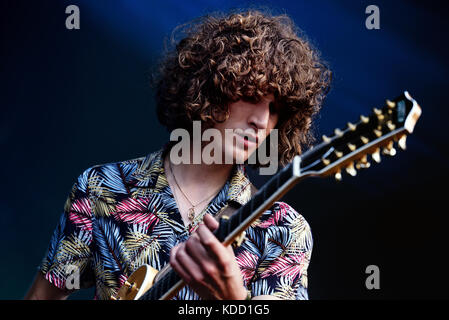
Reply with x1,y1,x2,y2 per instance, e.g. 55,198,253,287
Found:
24,272,70,300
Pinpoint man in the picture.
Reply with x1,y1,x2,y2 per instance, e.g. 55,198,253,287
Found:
25,9,331,300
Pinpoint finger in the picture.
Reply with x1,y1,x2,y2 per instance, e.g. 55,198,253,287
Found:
190,226,244,298
185,233,211,263
196,224,231,269
170,243,181,257
171,241,218,299
169,243,193,283
185,234,218,278
202,213,219,232
178,243,210,286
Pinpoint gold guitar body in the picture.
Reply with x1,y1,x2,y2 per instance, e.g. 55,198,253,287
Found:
111,264,159,300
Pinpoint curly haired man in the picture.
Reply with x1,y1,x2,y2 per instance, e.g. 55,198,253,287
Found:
25,9,331,300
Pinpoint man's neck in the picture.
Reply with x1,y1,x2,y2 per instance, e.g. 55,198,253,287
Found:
163,149,234,205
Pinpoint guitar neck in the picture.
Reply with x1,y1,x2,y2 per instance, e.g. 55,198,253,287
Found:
139,157,303,300
122,91,420,301
217,157,302,246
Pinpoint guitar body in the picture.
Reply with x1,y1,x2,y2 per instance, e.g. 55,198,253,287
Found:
112,264,158,300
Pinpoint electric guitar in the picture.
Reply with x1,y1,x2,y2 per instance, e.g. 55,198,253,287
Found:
111,90,422,300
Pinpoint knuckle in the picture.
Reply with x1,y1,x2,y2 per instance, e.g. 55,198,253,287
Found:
219,256,231,268
191,272,204,284
176,246,187,260
170,244,180,256
202,237,216,249
203,263,217,277
221,263,234,276
185,238,196,253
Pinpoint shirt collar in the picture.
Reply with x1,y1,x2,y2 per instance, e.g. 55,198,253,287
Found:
130,147,252,207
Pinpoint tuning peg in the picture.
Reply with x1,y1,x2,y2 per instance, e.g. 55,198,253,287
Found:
371,148,381,163
345,162,357,176
322,157,331,165
335,150,343,158
347,122,356,131
373,108,384,120
386,148,396,156
347,143,356,151
386,99,396,108
356,155,371,169
386,121,396,131
398,135,407,150
360,115,369,123
373,129,382,138
322,135,331,143
334,128,343,137
382,141,396,156
335,169,342,181
356,162,371,169
360,136,369,144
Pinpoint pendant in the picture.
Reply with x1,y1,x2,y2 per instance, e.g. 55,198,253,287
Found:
188,207,195,221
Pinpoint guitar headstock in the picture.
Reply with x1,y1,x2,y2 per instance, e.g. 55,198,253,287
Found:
299,91,422,180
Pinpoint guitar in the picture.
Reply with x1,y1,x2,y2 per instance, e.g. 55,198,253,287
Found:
111,90,422,300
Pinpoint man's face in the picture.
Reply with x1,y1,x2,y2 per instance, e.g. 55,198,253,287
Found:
213,93,279,164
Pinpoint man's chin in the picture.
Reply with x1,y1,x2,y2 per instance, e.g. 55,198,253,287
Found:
233,149,257,165
222,145,257,164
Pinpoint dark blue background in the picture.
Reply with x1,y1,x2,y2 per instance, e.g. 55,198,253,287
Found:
1,0,448,299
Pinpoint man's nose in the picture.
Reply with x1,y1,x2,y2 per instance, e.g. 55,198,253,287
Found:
249,100,271,130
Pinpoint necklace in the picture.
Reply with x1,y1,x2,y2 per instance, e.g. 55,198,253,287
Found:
168,160,222,222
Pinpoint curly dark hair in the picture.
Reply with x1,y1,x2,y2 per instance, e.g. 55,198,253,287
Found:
153,9,331,166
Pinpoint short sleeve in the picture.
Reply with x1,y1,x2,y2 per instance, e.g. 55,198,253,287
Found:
39,168,95,291
239,202,313,300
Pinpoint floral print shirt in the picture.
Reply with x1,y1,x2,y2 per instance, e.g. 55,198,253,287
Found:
40,147,313,300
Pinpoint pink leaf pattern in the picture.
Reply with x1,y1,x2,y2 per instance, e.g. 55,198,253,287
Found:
236,250,259,284
114,197,159,228
261,252,307,279
257,202,288,228
68,198,92,231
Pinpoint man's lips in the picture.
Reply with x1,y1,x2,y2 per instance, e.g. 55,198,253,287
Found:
235,132,258,145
